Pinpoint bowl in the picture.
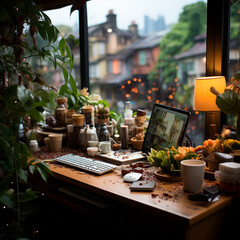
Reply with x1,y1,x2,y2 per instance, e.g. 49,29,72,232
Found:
88,140,99,147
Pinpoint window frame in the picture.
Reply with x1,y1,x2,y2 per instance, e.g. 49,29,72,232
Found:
78,0,231,138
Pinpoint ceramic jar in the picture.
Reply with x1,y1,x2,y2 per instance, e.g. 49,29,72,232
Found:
56,107,66,126
82,105,95,125
56,97,68,108
29,140,39,152
48,134,63,152
65,109,75,125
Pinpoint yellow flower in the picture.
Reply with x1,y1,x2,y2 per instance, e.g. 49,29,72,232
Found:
80,87,89,97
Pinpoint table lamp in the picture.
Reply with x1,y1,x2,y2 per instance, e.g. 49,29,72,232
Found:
194,76,226,139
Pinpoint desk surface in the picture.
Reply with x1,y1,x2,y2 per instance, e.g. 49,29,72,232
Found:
47,161,236,226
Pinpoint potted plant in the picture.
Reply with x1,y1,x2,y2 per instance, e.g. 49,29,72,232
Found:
147,146,198,180
0,0,79,238
95,100,110,125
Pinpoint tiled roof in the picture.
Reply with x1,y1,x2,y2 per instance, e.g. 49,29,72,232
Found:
174,42,206,60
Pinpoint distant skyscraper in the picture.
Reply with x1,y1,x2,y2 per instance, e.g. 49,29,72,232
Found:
142,15,166,35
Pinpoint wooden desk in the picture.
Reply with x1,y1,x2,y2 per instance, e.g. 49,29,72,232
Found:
31,160,240,240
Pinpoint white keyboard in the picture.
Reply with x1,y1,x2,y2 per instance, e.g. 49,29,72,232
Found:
53,154,116,175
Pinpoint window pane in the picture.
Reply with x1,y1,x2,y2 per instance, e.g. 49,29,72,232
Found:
227,1,239,129
43,6,79,88
87,0,207,146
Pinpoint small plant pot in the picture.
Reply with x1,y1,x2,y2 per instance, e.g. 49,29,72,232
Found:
96,117,110,125
206,152,234,172
49,134,63,152
44,137,51,151
72,114,85,127
131,137,144,150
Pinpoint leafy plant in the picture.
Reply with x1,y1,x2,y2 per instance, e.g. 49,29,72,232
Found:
147,146,197,174
0,0,78,238
212,73,240,139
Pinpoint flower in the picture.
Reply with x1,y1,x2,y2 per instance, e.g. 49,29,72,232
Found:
80,87,89,97
88,93,102,103
147,146,198,174
194,137,240,155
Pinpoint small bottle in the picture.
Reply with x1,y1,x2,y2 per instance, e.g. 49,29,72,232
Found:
86,124,98,147
99,123,110,142
124,109,135,141
29,140,39,152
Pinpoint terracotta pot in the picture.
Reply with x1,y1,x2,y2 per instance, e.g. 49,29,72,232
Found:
49,134,63,152
206,152,234,172
44,137,51,151
72,114,85,127
131,137,144,150
96,117,110,125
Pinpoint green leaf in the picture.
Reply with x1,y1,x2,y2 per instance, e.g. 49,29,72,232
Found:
59,84,68,96
59,38,66,56
69,75,77,95
97,100,109,108
18,169,28,182
216,89,240,115
20,188,38,203
0,191,15,208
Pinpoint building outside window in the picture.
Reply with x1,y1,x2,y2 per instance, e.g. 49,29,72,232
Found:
44,0,211,146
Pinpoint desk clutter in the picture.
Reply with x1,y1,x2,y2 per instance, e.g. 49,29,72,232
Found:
29,95,240,195
33,97,147,162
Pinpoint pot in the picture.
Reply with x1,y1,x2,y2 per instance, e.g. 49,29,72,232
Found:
49,134,63,152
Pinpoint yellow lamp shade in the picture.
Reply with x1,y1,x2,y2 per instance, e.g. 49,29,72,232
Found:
194,76,226,111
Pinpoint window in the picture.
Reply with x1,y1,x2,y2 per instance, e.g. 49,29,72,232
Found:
139,50,148,65
226,0,239,128
99,42,105,55
108,60,121,74
87,0,207,145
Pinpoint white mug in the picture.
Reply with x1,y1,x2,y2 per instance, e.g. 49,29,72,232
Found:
181,159,206,193
99,141,111,154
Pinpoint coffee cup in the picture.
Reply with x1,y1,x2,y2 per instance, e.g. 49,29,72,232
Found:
99,141,111,154
181,159,206,193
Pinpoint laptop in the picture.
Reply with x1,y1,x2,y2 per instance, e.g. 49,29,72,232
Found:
142,103,190,153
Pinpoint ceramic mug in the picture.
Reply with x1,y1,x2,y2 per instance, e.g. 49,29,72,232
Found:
99,141,111,154
181,159,206,193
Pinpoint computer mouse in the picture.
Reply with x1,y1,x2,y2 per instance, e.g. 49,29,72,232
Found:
123,172,142,182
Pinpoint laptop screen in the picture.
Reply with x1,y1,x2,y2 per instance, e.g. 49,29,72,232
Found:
142,103,190,153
